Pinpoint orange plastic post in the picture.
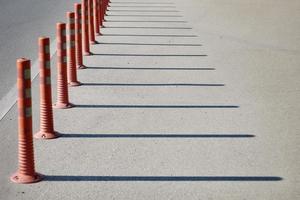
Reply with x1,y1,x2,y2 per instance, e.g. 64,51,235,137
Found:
35,37,60,139
88,0,96,44
82,0,91,55
75,3,86,69
67,12,81,86
94,0,101,35
53,23,73,109
10,58,43,184
99,0,103,27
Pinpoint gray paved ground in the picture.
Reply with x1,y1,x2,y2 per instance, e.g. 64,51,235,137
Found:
0,0,78,99
0,0,300,199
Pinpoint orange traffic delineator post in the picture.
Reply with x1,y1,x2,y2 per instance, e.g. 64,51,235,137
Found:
67,12,81,86
99,0,103,27
35,37,60,139
94,0,101,35
10,58,43,184
82,0,91,56
54,23,73,109
75,3,86,69
88,0,96,44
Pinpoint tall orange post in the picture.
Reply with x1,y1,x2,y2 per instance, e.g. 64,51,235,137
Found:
88,0,96,44
99,0,103,27
35,37,59,139
82,0,91,55
75,3,86,69
10,58,43,183
94,0,101,35
67,12,81,86
54,23,73,109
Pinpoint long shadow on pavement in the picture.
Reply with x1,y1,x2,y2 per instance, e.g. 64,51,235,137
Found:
44,176,282,182
59,133,254,138
96,42,202,46
73,105,239,109
81,83,225,87
85,66,214,70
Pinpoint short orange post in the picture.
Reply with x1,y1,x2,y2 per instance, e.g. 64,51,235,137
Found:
35,37,59,139
54,23,73,109
67,12,81,86
75,3,86,69
10,58,43,184
88,0,96,44
82,0,91,55
94,0,101,35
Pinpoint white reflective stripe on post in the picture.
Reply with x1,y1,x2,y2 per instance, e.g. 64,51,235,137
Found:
46,77,51,85
45,61,50,69
24,69,31,80
25,88,31,98
25,107,32,117
45,45,50,54
63,56,67,63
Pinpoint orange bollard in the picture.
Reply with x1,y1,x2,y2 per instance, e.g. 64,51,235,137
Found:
67,12,81,86
35,37,60,139
11,59,43,184
75,3,86,69
94,0,101,35
82,0,91,56
53,23,73,109
88,0,96,44
99,0,103,27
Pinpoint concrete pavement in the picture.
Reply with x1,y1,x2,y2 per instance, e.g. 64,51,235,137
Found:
0,0,299,199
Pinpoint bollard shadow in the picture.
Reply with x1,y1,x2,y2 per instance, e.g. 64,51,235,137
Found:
111,6,177,8
103,26,192,29
101,34,198,37
107,14,182,17
107,10,180,12
110,2,175,5
105,20,187,23
96,42,201,46
85,66,214,70
59,133,255,139
44,175,282,182
73,104,239,109
93,53,206,57
81,83,225,87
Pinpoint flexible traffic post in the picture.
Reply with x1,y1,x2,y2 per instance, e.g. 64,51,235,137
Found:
99,0,103,27
75,3,86,69
88,0,96,44
82,0,91,55
97,0,102,27
54,23,73,109
104,0,109,16
67,12,81,86
11,59,43,184
35,37,59,139
94,0,101,35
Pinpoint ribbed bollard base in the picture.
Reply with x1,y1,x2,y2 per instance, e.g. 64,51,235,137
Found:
10,172,43,184
77,65,87,69
34,131,60,139
68,81,81,87
53,102,74,109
